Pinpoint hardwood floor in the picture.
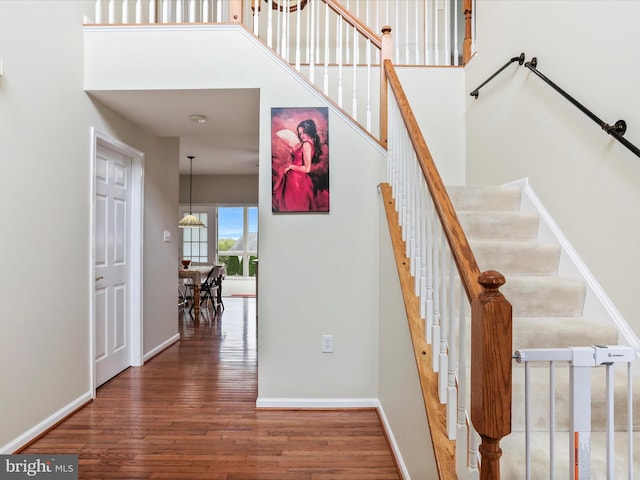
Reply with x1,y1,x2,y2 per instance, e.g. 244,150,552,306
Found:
23,298,400,479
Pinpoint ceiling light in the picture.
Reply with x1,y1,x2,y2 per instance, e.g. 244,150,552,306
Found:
178,156,205,229
189,114,207,124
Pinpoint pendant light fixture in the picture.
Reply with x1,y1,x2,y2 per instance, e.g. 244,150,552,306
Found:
178,155,205,228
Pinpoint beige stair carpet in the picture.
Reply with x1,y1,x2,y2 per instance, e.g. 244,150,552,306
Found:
448,185,639,478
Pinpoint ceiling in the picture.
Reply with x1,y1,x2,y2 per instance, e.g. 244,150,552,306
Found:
88,88,260,175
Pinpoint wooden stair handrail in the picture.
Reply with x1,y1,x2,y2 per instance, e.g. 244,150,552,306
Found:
383,59,513,480
384,59,482,302
322,0,382,49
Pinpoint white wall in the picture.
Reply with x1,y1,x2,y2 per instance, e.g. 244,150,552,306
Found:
397,66,466,185
85,25,387,404
183,175,259,204
0,0,180,451
466,0,640,336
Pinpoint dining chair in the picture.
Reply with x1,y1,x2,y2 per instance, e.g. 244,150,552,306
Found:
185,266,218,313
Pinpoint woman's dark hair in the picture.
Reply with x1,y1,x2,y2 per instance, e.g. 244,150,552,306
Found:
297,119,322,164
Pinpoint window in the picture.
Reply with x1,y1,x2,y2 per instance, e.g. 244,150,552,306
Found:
179,205,257,276
217,206,258,277
181,212,208,263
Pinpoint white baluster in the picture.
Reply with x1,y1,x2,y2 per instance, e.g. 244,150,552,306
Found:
414,0,420,64
336,15,343,108
294,0,301,70
148,0,156,23
175,0,182,23
308,0,315,84
444,0,451,65
162,0,169,23
452,0,459,65
323,3,329,95
419,181,428,320
469,426,480,477
351,24,358,120
216,0,222,23
435,0,441,65
188,0,195,22
394,0,399,63
404,0,409,63
366,38,372,131
202,0,209,22
108,0,115,23
250,0,258,37
344,0,350,63
135,0,142,23
438,248,449,402
432,223,441,370
122,0,129,23
446,254,457,439
95,0,102,23
455,292,468,475
425,195,434,344
305,0,311,65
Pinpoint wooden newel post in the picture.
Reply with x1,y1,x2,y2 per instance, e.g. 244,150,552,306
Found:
380,26,392,148
471,270,512,480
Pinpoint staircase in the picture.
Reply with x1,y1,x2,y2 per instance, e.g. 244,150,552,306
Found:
448,184,640,479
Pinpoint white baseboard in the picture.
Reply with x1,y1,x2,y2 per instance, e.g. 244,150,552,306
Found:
1,391,93,454
255,397,378,409
376,401,411,480
143,333,180,363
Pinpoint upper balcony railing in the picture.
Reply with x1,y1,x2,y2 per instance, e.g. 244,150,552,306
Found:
89,0,475,144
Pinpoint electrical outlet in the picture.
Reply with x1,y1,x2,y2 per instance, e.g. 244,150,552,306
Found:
321,335,333,353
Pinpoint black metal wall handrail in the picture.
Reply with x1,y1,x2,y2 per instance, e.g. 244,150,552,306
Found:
469,53,525,98
525,57,640,158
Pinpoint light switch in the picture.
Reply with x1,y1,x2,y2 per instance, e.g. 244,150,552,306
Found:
163,230,171,242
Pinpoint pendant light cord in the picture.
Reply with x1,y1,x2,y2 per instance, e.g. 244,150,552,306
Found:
188,155,194,215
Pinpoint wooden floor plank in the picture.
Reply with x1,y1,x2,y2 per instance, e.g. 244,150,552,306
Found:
22,298,400,479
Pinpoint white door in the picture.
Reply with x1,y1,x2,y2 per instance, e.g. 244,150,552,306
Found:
95,143,132,386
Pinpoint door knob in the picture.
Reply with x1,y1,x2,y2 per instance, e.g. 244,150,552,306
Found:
95,276,104,281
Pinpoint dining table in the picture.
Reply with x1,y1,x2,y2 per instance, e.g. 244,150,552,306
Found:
178,265,226,323
179,268,202,321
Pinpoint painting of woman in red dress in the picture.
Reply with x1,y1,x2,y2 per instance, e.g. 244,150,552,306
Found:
272,107,329,213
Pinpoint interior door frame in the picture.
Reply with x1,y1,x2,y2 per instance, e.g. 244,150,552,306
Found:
90,127,144,396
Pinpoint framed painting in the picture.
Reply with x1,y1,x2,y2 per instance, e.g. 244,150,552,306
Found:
271,107,329,213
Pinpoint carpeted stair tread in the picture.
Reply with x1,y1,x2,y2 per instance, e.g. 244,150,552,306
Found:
458,210,540,241
448,185,522,211
472,240,560,275
502,275,586,317
512,316,619,350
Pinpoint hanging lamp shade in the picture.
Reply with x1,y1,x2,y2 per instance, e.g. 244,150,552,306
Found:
179,155,205,228
178,213,205,228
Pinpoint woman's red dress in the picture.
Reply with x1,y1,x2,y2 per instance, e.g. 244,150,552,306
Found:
273,140,316,212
